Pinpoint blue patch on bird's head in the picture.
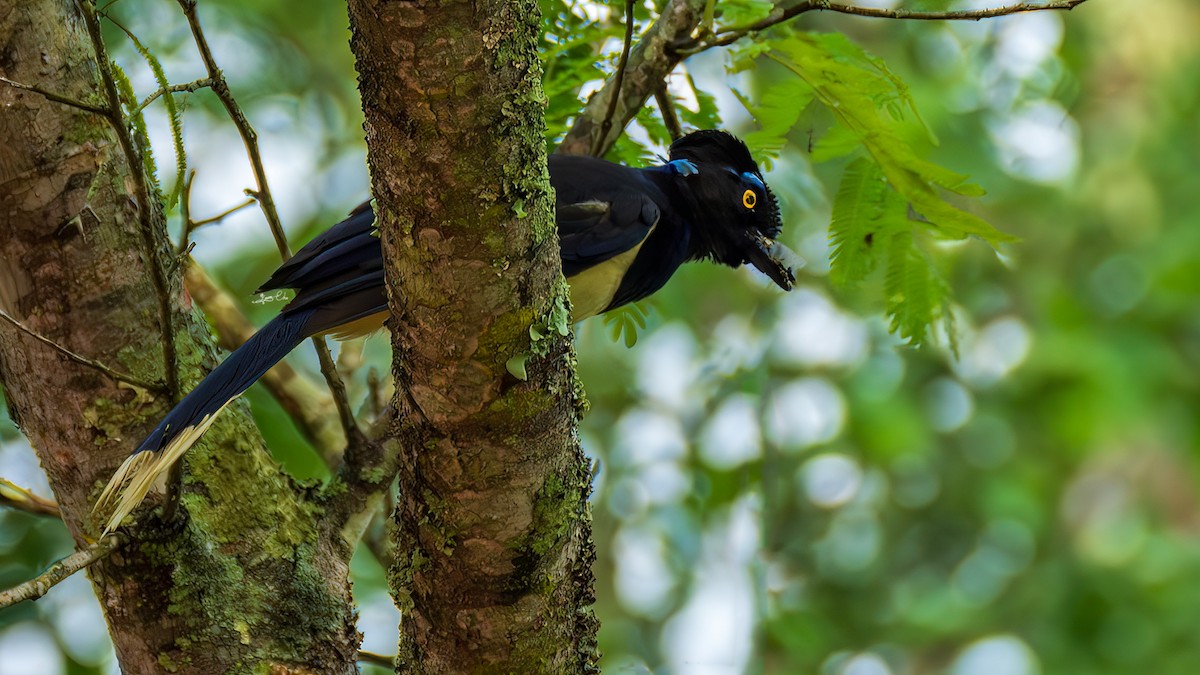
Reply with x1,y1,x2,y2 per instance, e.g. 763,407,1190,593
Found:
668,130,790,290
668,159,699,177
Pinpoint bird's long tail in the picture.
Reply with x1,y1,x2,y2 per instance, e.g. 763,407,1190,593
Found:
95,309,314,534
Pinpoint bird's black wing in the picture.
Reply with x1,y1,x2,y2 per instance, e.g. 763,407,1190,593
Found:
256,201,380,296
550,155,661,277
97,158,669,532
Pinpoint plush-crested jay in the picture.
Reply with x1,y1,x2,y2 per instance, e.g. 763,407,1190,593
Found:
96,130,796,532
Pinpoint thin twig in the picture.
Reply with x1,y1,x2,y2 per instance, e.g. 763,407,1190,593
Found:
557,0,706,156
176,0,364,488
357,651,395,668
132,77,211,116
173,171,255,255
654,83,684,141
176,0,291,261
313,337,363,450
816,0,1088,21
191,198,257,229
0,534,125,609
77,0,180,402
0,76,110,117
177,169,196,255
0,478,61,518
0,309,164,392
592,0,637,157
680,0,1091,53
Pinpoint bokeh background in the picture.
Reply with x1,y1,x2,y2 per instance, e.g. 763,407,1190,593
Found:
3,1,1199,673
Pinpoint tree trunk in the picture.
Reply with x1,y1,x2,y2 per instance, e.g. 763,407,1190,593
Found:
345,0,599,671
0,1,358,672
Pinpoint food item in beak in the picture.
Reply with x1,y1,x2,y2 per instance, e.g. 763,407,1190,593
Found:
744,232,803,291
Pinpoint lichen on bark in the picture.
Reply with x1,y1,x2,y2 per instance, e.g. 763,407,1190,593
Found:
346,0,599,671
0,1,360,672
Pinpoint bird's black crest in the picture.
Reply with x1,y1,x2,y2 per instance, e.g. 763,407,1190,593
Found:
668,130,760,176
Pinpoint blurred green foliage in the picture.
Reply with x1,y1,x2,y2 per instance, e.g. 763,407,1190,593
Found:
3,1,1200,674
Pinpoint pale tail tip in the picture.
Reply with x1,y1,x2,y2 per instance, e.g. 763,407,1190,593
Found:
94,451,160,535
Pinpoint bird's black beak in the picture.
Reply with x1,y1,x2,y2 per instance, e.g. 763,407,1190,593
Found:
743,231,801,291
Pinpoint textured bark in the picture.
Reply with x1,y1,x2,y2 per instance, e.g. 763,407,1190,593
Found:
345,0,598,671
0,1,358,672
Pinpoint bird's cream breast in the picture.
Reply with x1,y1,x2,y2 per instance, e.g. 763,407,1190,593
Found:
566,236,650,322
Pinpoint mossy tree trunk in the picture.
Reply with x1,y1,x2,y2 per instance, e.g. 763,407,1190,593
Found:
0,1,359,672
345,0,599,671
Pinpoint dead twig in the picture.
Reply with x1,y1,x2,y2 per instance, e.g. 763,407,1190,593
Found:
0,534,125,609
175,0,291,261
132,77,211,116
0,478,61,518
0,76,110,116
0,309,164,392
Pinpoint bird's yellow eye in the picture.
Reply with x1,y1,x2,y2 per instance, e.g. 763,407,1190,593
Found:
742,189,756,209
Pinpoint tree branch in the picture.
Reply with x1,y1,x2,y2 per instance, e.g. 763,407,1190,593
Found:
357,651,394,668
175,0,291,261
680,0,1091,53
592,0,637,157
561,0,1088,152
312,336,363,452
558,0,707,156
0,76,110,116
0,309,165,392
132,77,212,116
654,83,684,141
0,534,124,609
77,0,180,401
0,478,60,518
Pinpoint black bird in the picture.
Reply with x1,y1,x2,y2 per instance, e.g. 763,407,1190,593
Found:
96,130,796,532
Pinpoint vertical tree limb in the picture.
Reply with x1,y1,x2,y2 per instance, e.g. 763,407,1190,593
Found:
0,1,360,671
345,0,598,670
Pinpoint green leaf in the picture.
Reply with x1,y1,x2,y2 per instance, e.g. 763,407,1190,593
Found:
830,158,956,347
829,158,888,287
769,33,1011,247
734,79,815,165
602,302,652,349
680,76,722,131
810,121,861,163
882,229,951,348
636,105,673,149
714,0,775,30
505,354,529,381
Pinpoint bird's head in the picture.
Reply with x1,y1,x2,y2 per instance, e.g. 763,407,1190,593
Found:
669,130,796,291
